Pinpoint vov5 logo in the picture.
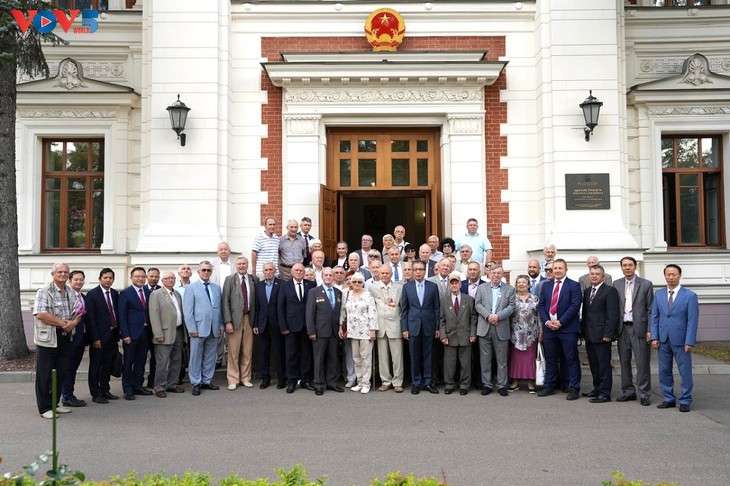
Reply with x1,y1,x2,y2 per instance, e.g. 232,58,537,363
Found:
10,10,99,34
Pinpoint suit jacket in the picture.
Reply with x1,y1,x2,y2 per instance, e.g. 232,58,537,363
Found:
400,279,440,337
149,287,185,344
428,275,452,299
579,273,612,292
537,277,582,335
613,276,653,336
85,285,119,344
460,279,485,296
369,281,403,338
650,286,699,347
581,283,620,343
305,285,342,337
277,279,316,333
474,283,516,340
439,292,477,347
423,260,437,278
118,285,151,341
222,272,257,329
182,280,223,338
254,277,281,333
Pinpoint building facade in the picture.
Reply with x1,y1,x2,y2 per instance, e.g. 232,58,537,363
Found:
15,0,730,339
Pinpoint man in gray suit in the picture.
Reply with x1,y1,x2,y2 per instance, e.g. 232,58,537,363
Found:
183,261,223,396
222,256,257,390
613,256,654,406
428,257,454,385
149,271,186,397
475,265,516,396
305,267,344,395
440,272,477,395
370,264,404,393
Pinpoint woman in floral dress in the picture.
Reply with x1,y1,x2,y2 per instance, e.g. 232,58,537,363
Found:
508,275,542,393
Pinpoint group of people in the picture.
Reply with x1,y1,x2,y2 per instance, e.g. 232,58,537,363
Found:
31,218,699,418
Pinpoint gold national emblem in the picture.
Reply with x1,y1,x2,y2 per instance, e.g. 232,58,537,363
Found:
364,8,406,52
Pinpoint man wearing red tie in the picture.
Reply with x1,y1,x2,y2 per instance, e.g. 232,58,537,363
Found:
118,267,153,400
537,258,583,400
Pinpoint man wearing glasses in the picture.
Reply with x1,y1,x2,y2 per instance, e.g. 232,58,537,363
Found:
183,261,223,396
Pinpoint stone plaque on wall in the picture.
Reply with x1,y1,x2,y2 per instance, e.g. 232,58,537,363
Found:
565,173,610,210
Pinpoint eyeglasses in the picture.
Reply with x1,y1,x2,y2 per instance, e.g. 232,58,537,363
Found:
545,269,553,273
368,254,379,258
352,281,364,285
200,269,212,273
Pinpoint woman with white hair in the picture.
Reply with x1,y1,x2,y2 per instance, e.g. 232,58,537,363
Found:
339,272,378,394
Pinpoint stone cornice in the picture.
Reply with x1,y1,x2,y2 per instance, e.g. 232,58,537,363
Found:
284,87,483,104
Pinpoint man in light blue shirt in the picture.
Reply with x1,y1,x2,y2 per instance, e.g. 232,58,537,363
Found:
456,218,492,265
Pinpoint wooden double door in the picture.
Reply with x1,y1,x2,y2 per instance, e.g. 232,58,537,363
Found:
320,128,441,257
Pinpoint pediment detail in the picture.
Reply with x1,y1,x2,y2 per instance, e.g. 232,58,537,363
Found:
17,57,135,94
631,53,730,91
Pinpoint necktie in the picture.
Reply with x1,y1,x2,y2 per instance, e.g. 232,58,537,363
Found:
241,275,249,313
73,292,85,315
105,290,117,328
454,296,459,316
668,289,674,308
625,280,633,315
394,264,399,281
549,280,561,315
531,278,536,294
297,282,303,301
304,235,310,261
589,286,597,305
327,287,335,309
417,282,424,305
138,288,147,309
442,278,448,290
204,282,211,303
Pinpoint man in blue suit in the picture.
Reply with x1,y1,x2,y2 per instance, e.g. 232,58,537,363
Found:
254,262,286,389
183,260,224,396
118,267,152,400
277,263,316,393
537,258,582,400
401,259,441,394
85,268,120,404
650,264,699,413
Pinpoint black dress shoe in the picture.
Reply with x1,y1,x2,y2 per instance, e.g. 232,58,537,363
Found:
589,396,611,403
327,385,345,393
301,382,316,391
640,397,651,406
286,384,296,394
133,388,153,396
192,385,201,396
411,386,420,395
616,395,637,402
582,390,599,398
124,393,135,400
566,390,580,401
481,387,493,396
103,392,119,400
657,401,676,409
498,388,509,397
423,385,439,394
92,396,109,404
537,388,555,397
277,380,287,389
62,398,87,407
444,388,454,395
260,380,271,390
200,383,220,390
459,389,468,396
561,386,571,393
679,404,690,413
315,388,324,396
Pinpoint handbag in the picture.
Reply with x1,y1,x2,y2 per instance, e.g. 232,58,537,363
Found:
535,342,546,387
111,348,124,378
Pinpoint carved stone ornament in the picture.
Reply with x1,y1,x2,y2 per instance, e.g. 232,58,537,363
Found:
638,56,730,76
284,87,483,104
680,54,713,86
54,59,87,90
17,109,119,119
18,59,126,83
285,115,321,136
447,115,483,135
647,106,730,116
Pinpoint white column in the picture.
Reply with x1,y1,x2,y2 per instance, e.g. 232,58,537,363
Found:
282,114,323,226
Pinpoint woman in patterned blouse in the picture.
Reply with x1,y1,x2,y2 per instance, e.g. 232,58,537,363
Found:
508,274,542,393
339,272,379,394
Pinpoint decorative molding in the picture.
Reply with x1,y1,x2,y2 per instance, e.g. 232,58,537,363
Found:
447,115,483,135
284,87,483,104
680,54,713,86
284,115,321,136
638,56,730,76
54,59,87,90
18,109,119,119
18,60,127,83
648,106,730,116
